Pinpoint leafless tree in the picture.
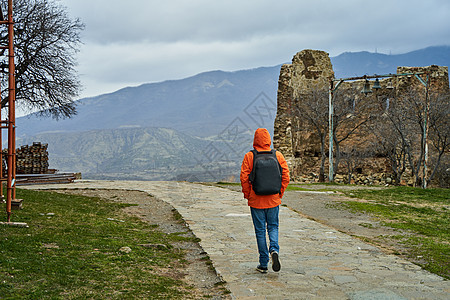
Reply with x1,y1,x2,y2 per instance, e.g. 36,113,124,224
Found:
290,84,380,182
376,88,422,185
290,86,329,181
289,77,447,187
369,112,407,185
340,144,369,184
0,0,84,119
427,91,449,185
331,86,378,176
376,86,448,187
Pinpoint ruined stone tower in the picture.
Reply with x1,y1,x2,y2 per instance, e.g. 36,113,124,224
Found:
274,49,449,184
273,50,334,177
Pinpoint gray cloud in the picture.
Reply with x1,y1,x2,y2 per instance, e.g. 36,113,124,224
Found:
59,0,450,98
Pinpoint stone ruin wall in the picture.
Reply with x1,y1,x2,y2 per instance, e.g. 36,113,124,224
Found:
273,49,449,185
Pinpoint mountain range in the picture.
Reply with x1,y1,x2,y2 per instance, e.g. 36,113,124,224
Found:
332,46,450,77
18,66,279,138
16,46,450,181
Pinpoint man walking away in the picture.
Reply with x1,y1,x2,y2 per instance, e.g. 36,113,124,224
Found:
240,128,290,273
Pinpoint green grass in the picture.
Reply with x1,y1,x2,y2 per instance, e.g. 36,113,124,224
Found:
285,185,310,191
343,186,449,204
340,186,450,279
0,189,197,299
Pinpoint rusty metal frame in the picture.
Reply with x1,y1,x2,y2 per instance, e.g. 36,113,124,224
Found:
0,0,16,222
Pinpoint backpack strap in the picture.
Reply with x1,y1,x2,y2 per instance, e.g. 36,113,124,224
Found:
272,149,282,174
249,149,257,183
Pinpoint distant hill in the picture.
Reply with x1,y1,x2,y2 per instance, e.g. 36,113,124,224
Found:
17,66,280,139
15,46,450,180
331,45,450,77
18,127,249,181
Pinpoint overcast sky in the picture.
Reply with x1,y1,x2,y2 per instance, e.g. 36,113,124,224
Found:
58,0,450,99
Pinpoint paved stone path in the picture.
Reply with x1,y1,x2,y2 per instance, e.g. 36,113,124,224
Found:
23,180,449,299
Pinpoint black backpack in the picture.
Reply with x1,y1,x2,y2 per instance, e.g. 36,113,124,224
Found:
249,149,282,195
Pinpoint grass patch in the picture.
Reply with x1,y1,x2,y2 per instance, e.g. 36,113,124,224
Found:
340,186,450,279
293,182,342,187
343,186,448,205
0,189,196,299
285,185,310,191
287,182,351,192
216,182,240,186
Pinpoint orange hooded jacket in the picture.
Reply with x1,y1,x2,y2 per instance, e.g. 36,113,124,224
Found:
240,128,290,209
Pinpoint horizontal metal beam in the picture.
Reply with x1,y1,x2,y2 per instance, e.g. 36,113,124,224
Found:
332,72,426,82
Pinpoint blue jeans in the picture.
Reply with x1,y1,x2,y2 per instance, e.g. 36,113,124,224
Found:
250,205,280,268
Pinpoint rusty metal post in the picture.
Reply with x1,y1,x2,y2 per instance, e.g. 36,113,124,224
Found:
0,4,3,203
6,0,15,222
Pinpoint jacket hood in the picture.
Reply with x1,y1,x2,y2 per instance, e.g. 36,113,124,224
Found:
253,128,271,151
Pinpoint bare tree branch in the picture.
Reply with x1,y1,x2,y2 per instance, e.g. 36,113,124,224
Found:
0,0,84,119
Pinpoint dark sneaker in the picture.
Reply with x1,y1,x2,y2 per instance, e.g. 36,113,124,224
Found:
256,265,268,273
271,251,281,272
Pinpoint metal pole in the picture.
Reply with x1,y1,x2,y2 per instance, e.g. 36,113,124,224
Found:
328,80,334,182
6,0,15,222
413,73,431,189
422,74,430,188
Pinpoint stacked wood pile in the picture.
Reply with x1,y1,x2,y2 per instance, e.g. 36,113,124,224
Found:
0,142,80,185
16,142,49,174
2,142,49,175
